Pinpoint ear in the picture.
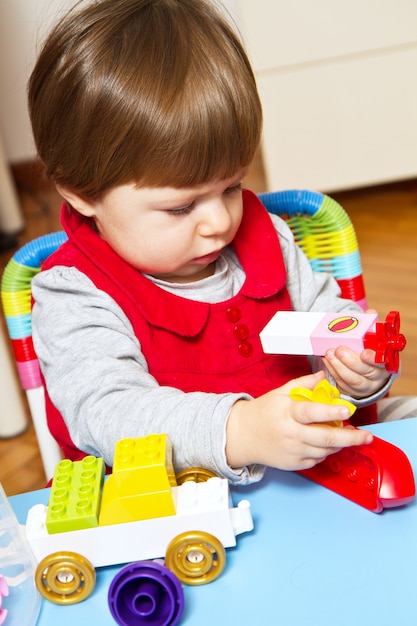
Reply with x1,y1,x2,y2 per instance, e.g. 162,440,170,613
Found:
56,184,98,218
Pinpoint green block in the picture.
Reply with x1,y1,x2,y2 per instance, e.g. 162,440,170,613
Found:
46,456,105,534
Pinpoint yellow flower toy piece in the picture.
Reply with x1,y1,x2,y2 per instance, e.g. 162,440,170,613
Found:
290,379,356,427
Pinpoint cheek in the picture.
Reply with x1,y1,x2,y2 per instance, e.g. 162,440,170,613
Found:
118,224,190,270
96,208,195,269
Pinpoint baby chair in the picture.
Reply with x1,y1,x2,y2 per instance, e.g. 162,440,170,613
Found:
0,190,367,480
259,190,367,310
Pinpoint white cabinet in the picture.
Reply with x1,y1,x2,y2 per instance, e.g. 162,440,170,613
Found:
235,1,417,192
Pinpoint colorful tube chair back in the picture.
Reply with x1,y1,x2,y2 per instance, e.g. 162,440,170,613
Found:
259,190,367,310
1,232,67,479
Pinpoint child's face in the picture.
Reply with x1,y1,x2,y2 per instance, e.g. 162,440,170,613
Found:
68,169,247,283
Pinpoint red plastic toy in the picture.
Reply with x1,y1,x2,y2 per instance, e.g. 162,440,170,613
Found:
363,310,406,374
291,381,415,512
299,435,415,513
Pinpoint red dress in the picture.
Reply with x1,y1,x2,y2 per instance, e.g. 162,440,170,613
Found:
39,189,375,461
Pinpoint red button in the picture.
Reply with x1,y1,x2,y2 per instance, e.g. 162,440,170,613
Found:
226,306,241,323
238,341,253,358
233,324,249,340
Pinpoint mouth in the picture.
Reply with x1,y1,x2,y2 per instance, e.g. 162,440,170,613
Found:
192,250,222,265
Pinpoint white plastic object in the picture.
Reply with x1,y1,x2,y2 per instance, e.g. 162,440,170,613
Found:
0,483,40,626
25,477,253,568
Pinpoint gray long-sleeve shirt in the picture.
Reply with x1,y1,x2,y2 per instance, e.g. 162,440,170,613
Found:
32,214,390,484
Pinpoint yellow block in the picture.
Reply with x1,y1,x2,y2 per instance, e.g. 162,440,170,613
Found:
99,474,176,526
111,434,177,495
98,434,177,526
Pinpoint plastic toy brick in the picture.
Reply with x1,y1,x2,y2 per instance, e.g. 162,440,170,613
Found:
291,380,415,512
98,472,177,525
260,310,406,373
99,435,177,525
46,455,105,533
112,434,177,493
108,561,184,626
299,436,416,513
363,310,406,374
261,311,377,355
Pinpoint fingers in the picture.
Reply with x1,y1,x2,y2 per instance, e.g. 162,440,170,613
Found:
323,346,389,396
292,399,373,445
281,422,373,471
291,421,373,472
325,347,372,377
227,373,374,473
301,420,373,450
289,399,373,469
293,395,352,426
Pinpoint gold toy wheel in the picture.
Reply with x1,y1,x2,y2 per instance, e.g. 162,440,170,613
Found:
165,530,226,585
175,467,218,484
35,551,96,605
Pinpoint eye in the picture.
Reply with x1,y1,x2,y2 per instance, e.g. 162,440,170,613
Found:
224,182,242,195
166,202,195,216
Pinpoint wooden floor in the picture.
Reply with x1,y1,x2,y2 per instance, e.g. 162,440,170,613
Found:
0,161,416,496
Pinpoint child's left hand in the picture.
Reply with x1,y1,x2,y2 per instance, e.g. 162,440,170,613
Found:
322,344,390,399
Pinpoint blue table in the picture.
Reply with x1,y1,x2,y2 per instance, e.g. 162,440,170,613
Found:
10,420,417,626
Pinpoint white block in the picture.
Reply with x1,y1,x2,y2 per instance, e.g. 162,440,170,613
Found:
260,311,324,354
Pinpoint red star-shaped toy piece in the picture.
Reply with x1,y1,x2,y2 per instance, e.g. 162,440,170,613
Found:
363,310,406,374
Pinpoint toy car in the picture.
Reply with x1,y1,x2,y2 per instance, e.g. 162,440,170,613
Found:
23,434,253,625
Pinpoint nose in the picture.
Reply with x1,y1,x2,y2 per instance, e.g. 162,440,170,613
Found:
197,199,233,237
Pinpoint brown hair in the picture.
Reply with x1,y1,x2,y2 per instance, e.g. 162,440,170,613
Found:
28,0,262,198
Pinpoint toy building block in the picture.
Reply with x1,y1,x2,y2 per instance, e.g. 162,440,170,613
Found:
99,434,177,526
299,436,416,513
46,455,105,534
363,310,406,374
291,380,415,512
108,561,184,626
111,434,177,493
260,310,406,374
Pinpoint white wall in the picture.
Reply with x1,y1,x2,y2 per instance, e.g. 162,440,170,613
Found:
0,0,74,163
235,0,417,192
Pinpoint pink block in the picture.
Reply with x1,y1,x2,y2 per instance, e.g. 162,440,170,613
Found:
311,313,377,355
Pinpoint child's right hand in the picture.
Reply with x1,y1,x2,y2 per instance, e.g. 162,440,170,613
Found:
225,370,373,472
